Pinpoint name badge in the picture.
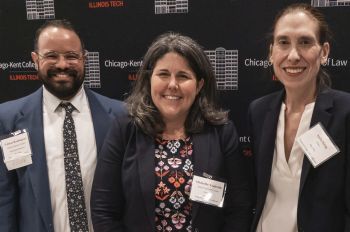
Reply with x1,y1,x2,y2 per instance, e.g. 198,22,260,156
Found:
189,173,226,208
296,123,339,168
0,130,33,170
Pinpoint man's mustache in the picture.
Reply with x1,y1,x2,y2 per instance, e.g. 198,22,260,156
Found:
47,68,78,78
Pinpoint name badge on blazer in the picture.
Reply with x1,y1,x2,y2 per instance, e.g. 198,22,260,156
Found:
189,172,227,208
296,123,339,168
0,129,33,170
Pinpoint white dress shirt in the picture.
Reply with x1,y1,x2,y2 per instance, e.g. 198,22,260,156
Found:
257,102,315,232
43,86,96,232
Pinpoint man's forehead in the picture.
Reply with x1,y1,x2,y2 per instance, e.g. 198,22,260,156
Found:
39,26,78,40
37,26,82,50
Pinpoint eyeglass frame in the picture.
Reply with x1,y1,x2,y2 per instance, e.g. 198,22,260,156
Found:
34,50,88,65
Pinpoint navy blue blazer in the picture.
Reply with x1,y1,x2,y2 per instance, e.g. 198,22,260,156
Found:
91,114,253,232
0,87,124,232
248,89,350,232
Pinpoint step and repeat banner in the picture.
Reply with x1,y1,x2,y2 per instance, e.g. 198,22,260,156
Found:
0,0,349,144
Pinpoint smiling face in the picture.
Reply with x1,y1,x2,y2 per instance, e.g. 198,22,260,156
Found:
150,52,204,125
270,11,329,93
31,26,85,100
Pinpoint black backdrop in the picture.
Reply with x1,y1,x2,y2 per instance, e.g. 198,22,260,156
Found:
1,0,349,143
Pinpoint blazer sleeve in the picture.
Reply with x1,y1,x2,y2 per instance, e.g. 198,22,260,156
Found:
0,121,19,232
91,115,131,232
247,101,258,192
220,121,254,232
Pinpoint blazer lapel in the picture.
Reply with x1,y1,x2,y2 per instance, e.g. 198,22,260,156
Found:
256,91,283,213
136,130,156,229
17,88,53,230
299,89,333,194
191,131,211,222
85,88,111,153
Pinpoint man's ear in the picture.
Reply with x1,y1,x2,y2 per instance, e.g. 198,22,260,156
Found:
31,51,39,70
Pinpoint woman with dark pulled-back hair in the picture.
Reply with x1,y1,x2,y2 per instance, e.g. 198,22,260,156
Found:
249,3,350,232
91,32,253,232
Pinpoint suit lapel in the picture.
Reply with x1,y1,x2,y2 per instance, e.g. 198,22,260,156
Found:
299,89,333,194
85,88,111,153
136,130,156,229
256,91,283,213
191,131,211,222
17,88,53,230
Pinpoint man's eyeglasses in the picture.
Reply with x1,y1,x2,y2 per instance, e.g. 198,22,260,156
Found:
35,50,87,65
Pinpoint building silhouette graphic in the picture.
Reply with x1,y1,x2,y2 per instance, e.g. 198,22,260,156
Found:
84,52,101,88
155,0,189,14
312,0,350,6
205,48,238,91
26,0,55,20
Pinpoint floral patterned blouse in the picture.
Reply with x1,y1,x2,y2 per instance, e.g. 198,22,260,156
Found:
155,137,194,232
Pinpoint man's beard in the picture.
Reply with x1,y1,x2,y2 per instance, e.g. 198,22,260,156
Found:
38,67,84,100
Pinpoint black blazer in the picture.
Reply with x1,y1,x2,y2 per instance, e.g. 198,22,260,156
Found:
248,89,350,232
91,114,253,232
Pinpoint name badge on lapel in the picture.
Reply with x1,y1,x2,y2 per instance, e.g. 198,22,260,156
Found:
189,172,227,208
296,123,339,168
0,129,33,170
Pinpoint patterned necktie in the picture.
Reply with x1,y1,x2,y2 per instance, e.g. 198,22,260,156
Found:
61,102,89,232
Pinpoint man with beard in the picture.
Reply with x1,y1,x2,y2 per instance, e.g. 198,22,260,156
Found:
0,20,124,232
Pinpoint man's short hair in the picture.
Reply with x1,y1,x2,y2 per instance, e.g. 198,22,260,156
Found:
33,19,84,51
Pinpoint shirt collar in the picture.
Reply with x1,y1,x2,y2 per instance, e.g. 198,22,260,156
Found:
42,85,86,113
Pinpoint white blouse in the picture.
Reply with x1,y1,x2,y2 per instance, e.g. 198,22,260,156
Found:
257,102,315,232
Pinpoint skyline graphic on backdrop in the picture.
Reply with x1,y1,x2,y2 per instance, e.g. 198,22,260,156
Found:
155,0,188,14
205,48,239,91
312,0,350,7
84,52,101,88
26,0,55,20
